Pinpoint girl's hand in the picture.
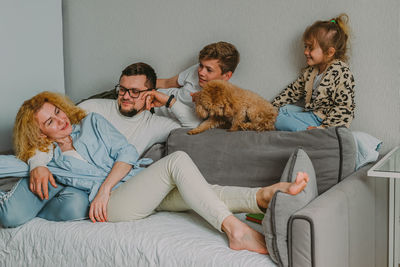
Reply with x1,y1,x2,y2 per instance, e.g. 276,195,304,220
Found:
89,187,111,223
307,126,317,130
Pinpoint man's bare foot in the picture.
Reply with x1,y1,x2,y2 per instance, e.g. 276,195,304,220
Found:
221,215,268,254
256,172,309,210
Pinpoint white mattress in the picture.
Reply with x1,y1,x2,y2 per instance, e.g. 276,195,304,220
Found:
0,211,276,267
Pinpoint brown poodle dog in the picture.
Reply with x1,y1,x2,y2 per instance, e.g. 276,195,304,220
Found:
187,80,278,135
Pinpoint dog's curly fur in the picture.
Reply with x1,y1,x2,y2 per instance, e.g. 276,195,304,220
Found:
187,80,278,135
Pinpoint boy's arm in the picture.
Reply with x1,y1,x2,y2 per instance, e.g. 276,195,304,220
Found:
142,91,201,128
28,148,57,200
156,64,199,90
156,75,180,89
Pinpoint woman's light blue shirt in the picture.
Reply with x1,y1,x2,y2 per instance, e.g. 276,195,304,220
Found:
0,112,152,201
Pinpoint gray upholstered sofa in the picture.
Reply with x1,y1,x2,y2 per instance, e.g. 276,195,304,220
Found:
0,127,376,267
144,126,376,267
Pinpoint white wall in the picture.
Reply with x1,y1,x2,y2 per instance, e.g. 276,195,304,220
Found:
0,0,65,152
62,0,400,154
62,1,399,266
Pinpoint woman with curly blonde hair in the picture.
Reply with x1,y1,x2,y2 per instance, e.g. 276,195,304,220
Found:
0,92,90,228
0,91,309,255
14,91,87,162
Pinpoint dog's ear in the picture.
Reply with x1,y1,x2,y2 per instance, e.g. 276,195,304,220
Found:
195,102,209,119
210,104,223,117
194,91,211,119
204,80,233,118
223,103,234,117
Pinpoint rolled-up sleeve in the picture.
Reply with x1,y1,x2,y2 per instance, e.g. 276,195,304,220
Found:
27,146,53,171
90,113,139,165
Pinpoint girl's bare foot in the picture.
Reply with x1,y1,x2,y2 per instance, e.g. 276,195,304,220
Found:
221,215,268,254
256,172,309,210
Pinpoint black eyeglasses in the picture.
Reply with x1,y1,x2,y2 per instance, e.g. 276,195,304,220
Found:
115,85,154,98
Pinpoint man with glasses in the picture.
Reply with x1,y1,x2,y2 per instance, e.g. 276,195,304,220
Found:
79,62,197,157
23,62,196,224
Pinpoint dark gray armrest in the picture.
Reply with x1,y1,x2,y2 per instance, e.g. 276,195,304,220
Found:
288,165,376,267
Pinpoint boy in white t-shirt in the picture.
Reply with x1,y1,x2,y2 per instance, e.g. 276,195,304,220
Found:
150,41,240,127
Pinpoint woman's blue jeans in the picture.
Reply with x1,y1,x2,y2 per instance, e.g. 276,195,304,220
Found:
275,104,323,132
0,177,89,228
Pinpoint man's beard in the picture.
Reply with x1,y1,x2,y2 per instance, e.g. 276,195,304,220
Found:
118,105,139,117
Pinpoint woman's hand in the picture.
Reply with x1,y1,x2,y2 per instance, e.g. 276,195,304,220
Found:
29,166,57,200
89,161,132,223
89,187,111,223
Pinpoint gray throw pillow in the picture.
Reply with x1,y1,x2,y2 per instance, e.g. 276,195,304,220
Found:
263,148,318,267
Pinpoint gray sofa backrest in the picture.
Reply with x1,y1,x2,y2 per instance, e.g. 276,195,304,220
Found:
165,127,356,194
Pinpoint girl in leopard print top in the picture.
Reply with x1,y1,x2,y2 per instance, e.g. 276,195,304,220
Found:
272,14,355,131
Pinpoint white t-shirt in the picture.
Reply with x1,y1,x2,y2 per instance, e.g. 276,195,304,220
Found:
62,150,87,162
155,64,202,127
157,64,201,106
28,98,189,170
311,73,324,100
78,99,181,156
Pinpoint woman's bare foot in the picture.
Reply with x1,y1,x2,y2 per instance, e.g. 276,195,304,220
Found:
287,171,309,195
221,215,268,254
256,172,309,210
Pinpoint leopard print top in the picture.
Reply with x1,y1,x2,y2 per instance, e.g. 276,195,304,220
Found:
271,60,355,128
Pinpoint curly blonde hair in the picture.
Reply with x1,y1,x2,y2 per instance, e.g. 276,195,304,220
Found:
13,91,87,162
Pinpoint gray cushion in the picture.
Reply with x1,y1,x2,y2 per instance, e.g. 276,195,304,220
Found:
0,150,19,191
0,177,20,191
166,127,356,194
263,148,318,267
141,143,165,163
0,150,13,155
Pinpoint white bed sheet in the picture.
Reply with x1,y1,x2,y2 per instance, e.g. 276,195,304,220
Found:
0,211,276,267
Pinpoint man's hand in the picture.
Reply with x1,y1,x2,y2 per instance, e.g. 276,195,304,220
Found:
141,91,176,110
29,166,57,200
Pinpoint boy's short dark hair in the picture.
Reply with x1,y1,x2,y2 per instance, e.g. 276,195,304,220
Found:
198,42,240,74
